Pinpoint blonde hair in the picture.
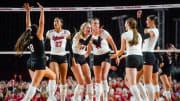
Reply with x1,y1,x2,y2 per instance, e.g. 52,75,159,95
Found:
79,22,90,38
74,22,91,48
126,18,139,46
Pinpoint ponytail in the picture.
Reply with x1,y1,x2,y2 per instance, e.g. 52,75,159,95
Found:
126,18,139,46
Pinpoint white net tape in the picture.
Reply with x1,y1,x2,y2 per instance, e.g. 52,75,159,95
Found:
0,4,180,12
0,50,179,54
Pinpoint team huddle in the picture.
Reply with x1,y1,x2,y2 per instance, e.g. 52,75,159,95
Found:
14,3,175,101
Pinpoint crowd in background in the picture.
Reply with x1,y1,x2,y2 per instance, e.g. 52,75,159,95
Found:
0,75,180,101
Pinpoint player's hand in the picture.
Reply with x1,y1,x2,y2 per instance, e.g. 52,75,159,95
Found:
116,57,120,66
137,10,142,18
111,53,119,59
84,53,88,58
37,2,44,11
111,66,117,71
24,3,33,12
158,68,162,74
144,28,148,34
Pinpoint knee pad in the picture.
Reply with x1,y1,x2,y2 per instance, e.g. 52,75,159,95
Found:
164,91,171,99
74,84,84,95
87,83,93,95
60,84,67,96
102,80,109,93
153,85,160,92
95,83,103,96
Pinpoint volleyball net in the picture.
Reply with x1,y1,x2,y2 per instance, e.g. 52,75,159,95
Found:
0,4,180,79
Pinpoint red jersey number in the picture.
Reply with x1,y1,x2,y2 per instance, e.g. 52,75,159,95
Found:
96,46,101,49
80,46,85,50
56,41,62,47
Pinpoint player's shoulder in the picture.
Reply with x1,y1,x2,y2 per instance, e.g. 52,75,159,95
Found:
103,29,109,34
47,29,55,33
62,29,70,34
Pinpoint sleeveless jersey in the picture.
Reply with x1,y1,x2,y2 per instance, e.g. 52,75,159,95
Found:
121,30,142,56
72,33,88,55
46,29,70,56
92,30,111,55
29,34,46,58
142,28,159,52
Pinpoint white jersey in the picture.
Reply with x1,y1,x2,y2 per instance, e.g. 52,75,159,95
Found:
121,30,142,56
46,29,70,56
92,30,111,55
72,33,88,55
142,28,159,52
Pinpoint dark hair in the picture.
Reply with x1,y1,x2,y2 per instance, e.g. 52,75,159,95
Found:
167,43,175,49
126,18,139,46
54,17,63,23
15,24,38,56
147,15,159,26
90,18,99,24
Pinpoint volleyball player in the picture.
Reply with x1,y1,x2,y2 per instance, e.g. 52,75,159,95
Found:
136,10,149,101
136,10,160,101
142,15,159,101
71,22,93,101
152,45,163,101
160,44,177,101
46,17,71,101
112,18,143,101
15,3,56,101
90,18,119,101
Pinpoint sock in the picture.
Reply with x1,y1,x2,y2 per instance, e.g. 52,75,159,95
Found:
145,83,155,101
73,84,84,101
60,84,67,101
87,83,93,101
95,83,103,101
129,85,143,101
22,85,36,101
153,85,160,100
48,80,56,96
137,82,148,100
102,80,109,101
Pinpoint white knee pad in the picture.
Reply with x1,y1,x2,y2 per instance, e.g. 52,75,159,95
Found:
166,91,171,99
74,84,84,95
87,83,93,95
60,84,67,96
95,83,103,96
102,80,109,93
153,85,160,93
